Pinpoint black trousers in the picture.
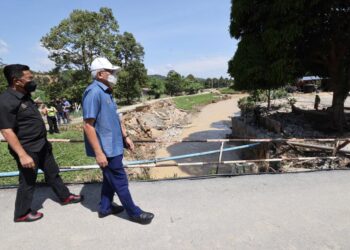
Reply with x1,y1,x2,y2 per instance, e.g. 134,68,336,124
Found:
47,116,59,134
11,142,70,219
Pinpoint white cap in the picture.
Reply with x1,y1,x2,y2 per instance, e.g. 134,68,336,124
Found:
90,57,120,72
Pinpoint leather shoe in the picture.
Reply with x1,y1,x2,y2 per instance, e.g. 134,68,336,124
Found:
14,211,43,222
130,211,154,224
98,203,125,218
62,194,84,205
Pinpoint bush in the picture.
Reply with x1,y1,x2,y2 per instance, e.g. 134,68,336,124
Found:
219,87,238,94
184,81,203,95
272,88,289,99
238,96,256,112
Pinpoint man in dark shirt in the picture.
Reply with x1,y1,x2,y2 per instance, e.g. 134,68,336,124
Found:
55,98,65,125
0,64,83,222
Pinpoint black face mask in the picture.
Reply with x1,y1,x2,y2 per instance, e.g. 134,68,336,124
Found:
24,81,37,93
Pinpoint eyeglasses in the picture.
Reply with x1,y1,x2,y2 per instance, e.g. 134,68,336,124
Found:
103,69,114,74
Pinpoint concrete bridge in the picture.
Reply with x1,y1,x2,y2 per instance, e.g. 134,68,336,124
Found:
1,171,350,250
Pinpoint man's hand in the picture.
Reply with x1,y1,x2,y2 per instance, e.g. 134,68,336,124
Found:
96,152,108,168
124,137,135,152
1,128,35,168
19,153,35,168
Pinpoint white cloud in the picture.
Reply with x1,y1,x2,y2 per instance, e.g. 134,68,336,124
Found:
34,57,55,72
0,39,9,55
31,43,55,72
148,56,231,78
36,43,50,54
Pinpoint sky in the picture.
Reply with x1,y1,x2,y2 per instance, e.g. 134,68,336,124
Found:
0,0,237,78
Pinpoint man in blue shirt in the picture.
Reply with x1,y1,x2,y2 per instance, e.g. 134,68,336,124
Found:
82,57,154,224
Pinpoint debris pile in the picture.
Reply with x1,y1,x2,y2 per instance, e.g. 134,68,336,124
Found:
122,100,191,161
234,97,350,172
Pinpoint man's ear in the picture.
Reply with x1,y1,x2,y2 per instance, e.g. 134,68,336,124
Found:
13,78,21,86
96,71,102,79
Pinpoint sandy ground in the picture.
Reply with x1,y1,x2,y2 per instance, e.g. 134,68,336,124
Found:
292,92,350,108
150,94,247,179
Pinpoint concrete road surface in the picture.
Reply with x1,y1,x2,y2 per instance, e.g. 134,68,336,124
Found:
1,171,350,250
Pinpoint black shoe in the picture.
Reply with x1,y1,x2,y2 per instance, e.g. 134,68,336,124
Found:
98,203,125,218
130,211,154,224
14,211,44,222
62,194,84,205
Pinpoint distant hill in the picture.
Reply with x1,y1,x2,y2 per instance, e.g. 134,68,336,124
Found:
148,74,166,80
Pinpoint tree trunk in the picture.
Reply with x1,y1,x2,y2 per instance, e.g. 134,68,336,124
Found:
327,42,350,133
330,69,349,132
267,89,271,110
331,89,346,132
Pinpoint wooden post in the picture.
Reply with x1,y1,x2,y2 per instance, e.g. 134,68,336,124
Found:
216,142,225,174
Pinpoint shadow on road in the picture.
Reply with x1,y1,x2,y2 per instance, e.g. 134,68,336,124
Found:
79,183,131,222
31,186,60,211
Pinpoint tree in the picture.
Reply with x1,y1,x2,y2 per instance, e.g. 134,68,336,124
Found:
183,74,204,94
115,61,147,104
114,32,147,103
148,76,166,99
205,78,213,88
41,7,120,102
38,70,89,102
165,70,183,96
115,32,144,67
41,8,148,104
0,66,7,94
41,7,119,72
229,0,350,131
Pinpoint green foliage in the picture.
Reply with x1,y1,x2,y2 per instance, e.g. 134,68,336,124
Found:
219,87,238,95
204,77,234,88
0,143,16,171
183,74,204,94
0,141,98,186
40,7,121,102
246,88,289,103
31,89,49,103
271,88,289,99
47,130,84,141
183,79,203,95
0,130,97,186
0,66,7,93
41,7,119,72
165,70,183,96
148,76,166,99
229,0,350,130
249,90,268,103
40,70,90,102
174,93,219,111
115,61,146,104
114,32,147,104
115,32,144,67
237,96,256,112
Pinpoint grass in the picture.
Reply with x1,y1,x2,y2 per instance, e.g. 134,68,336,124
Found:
48,129,84,141
219,87,238,95
0,129,99,186
0,92,223,185
174,93,220,111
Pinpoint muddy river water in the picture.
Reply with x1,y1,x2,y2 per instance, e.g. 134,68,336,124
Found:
149,94,246,179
